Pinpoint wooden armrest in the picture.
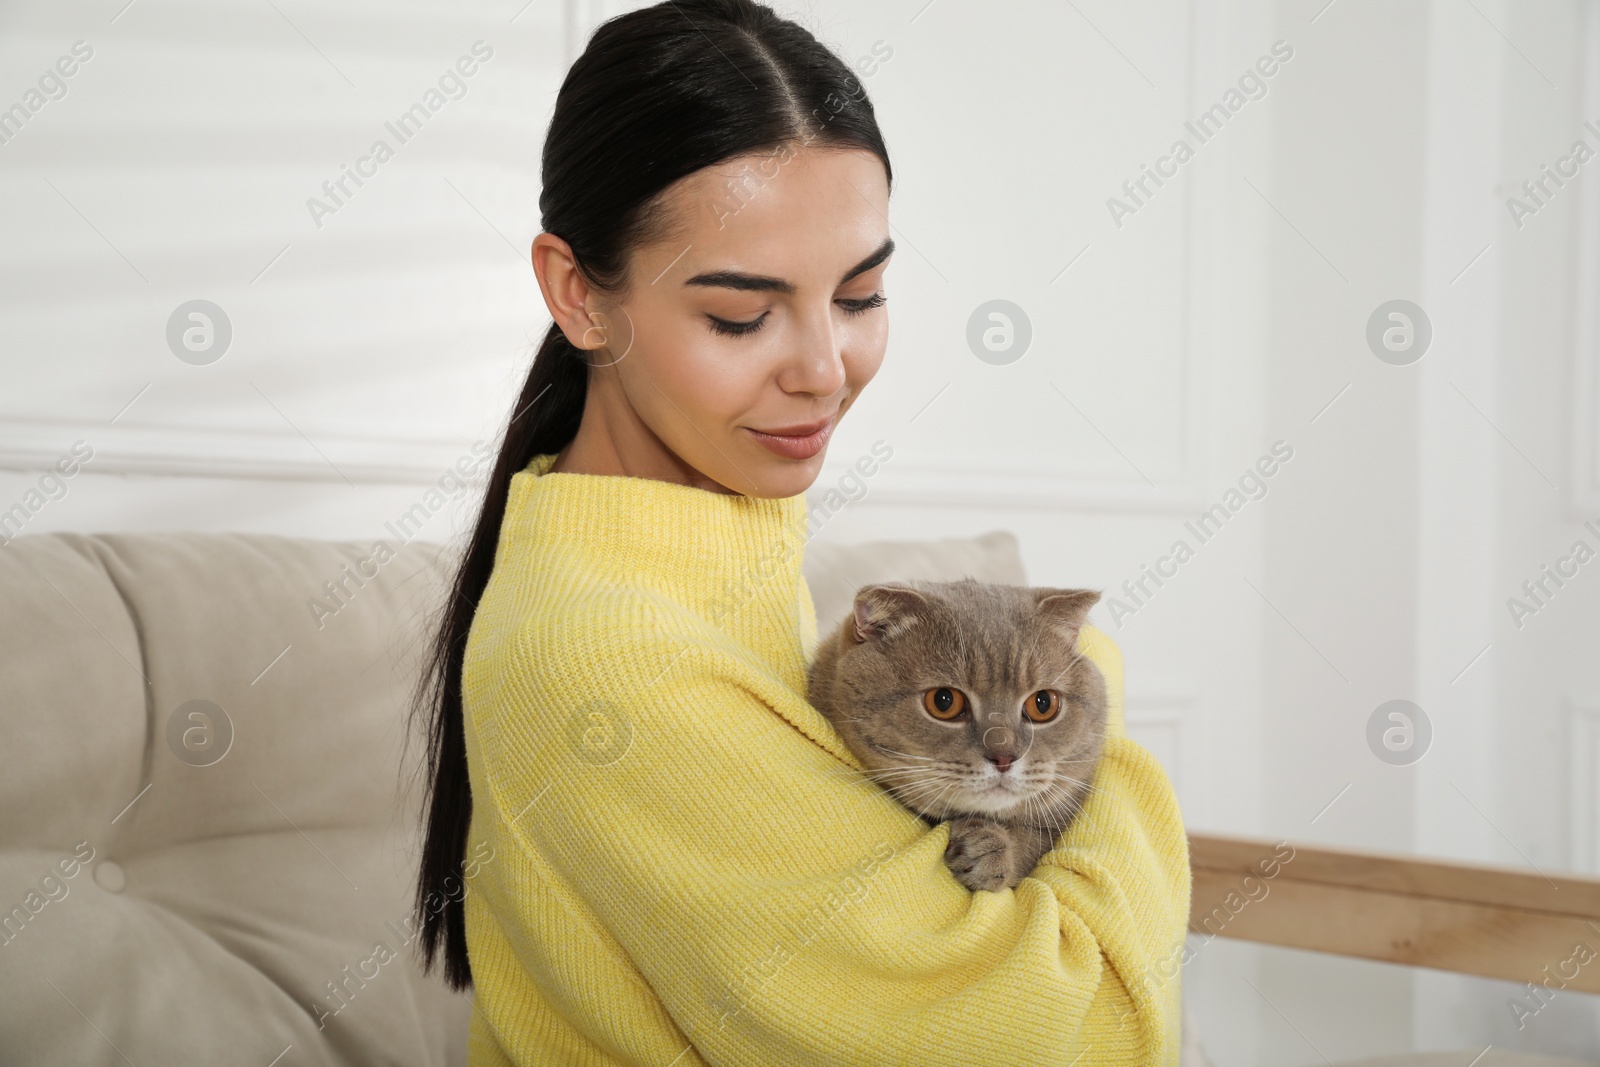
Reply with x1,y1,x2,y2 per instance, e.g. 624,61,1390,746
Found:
1188,832,1600,993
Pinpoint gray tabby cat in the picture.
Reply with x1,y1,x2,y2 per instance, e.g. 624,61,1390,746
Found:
807,578,1107,893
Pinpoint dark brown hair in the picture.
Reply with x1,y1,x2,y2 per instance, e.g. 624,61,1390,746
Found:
409,0,894,990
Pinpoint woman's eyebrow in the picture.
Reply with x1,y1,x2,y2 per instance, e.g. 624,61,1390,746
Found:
681,236,895,294
840,235,895,283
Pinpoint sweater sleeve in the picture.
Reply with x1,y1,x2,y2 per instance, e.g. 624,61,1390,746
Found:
470,598,1190,1066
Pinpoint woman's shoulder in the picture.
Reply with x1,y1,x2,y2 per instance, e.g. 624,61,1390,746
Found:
469,569,704,691
475,568,663,649
462,580,693,764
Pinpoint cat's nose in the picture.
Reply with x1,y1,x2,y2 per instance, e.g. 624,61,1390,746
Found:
988,753,1014,773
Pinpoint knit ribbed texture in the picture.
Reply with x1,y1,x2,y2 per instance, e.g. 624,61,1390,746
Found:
460,453,1191,1066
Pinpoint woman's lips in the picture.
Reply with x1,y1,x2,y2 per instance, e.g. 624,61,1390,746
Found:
743,415,835,460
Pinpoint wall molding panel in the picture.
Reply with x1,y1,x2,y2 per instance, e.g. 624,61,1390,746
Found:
0,417,483,486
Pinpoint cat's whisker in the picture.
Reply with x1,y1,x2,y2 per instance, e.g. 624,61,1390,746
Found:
881,767,952,792
892,779,967,815
1041,773,1087,787
1020,792,1044,832
872,779,944,800
1056,782,1088,810
871,746,938,762
919,776,966,821
908,771,953,825
818,767,886,781
879,767,944,783
889,777,934,799
1041,772,1101,795
1035,789,1070,829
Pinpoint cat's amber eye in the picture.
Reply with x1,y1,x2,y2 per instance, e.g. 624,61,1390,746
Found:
1024,689,1061,723
921,687,968,720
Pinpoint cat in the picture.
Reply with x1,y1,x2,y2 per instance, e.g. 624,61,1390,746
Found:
807,577,1107,893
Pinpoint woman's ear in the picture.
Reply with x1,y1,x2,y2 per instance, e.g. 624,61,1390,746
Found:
531,232,599,349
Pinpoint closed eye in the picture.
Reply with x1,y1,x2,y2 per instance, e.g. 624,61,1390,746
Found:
706,313,766,338
705,292,886,338
838,292,886,314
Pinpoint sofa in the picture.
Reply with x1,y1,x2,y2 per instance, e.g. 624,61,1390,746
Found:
0,526,1065,1065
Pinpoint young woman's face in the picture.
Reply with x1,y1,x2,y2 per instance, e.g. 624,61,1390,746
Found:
581,144,891,498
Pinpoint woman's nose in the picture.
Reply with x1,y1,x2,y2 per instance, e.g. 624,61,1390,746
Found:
784,308,849,397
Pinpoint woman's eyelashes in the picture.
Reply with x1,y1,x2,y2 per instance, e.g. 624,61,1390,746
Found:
841,292,887,314
706,312,766,338
705,292,887,338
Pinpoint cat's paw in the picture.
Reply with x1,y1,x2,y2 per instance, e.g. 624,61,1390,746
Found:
943,817,1017,892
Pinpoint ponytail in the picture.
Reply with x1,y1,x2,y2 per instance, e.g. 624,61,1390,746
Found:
407,325,584,990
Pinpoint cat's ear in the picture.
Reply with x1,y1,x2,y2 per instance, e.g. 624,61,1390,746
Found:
851,584,929,644
1032,588,1101,648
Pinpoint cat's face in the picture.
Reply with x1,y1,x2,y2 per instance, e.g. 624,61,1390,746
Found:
810,578,1107,827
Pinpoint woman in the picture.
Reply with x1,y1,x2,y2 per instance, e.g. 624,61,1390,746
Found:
411,1,1191,1062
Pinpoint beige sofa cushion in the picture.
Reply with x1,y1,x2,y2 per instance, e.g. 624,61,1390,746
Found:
802,529,1027,637
0,532,471,1066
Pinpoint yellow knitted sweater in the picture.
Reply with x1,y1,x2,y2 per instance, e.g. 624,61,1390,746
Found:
460,452,1191,1066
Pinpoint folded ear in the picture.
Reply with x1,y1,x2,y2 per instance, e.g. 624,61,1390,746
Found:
851,584,930,644
1031,588,1102,648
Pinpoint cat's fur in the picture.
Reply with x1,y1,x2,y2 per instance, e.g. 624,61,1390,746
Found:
807,578,1107,892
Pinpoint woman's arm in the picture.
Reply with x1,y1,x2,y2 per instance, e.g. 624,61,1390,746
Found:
468,600,1190,1066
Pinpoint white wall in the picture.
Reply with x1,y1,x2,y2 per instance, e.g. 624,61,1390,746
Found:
0,0,569,557
4,0,1599,1061
1244,0,1600,1061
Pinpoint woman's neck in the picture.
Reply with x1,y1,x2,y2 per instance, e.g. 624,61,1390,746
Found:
550,375,739,495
